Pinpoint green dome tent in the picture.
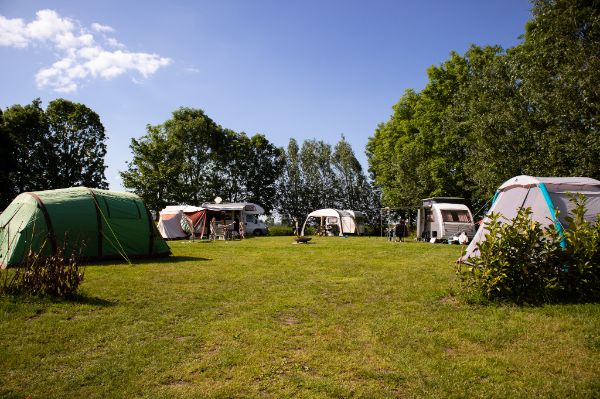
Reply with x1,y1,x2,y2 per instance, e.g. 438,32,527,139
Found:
0,187,170,268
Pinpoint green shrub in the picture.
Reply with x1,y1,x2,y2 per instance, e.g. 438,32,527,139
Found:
556,194,600,302
456,195,600,304
362,225,381,236
300,226,316,236
268,225,295,236
0,247,85,299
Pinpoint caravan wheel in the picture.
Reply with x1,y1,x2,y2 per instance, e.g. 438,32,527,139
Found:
253,229,263,236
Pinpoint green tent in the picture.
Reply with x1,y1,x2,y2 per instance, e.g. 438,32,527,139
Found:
0,187,170,268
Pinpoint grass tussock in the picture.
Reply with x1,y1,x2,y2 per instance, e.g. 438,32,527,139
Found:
1,247,84,299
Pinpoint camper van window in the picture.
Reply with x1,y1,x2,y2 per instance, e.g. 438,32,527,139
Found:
246,214,257,224
441,210,472,223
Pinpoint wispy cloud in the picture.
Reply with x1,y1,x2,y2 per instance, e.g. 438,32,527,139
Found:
91,22,114,33
0,9,172,92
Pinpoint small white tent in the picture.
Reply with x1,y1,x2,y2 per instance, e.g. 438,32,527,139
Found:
301,209,365,236
460,175,600,262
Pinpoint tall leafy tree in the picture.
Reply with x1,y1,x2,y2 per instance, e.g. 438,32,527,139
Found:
45,99,108,189
120,125,181,217
121,107,283,214
243,134,285,213
367,89,425,208
219,132,284,213
277,138,306,224
456,0,600,197
332,135,379,227
367,54,474,210
447,45,517,200
166,107,224,204
1,99,49,198
300,139,335,211
369,0,600,209
0,109,16,209
277,137,378,229
0,99,107,210
332,135,365,209
517,0,600,179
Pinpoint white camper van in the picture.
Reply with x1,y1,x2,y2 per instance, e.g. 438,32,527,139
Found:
416,197,475,242
201,202,269,236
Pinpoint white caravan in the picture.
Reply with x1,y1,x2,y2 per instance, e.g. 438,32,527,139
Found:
201,202,269,236
416,197,475,242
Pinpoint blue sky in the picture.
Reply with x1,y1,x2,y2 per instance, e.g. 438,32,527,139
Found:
1,1,531,190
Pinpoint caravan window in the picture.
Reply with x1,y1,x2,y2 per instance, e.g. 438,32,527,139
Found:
441,210,471,223
246,214,258,224
326,217,338,224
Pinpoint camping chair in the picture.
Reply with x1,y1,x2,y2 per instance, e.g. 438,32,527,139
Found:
215,224,226,240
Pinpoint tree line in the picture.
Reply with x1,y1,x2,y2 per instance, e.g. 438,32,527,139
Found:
0,98,107,209
367,0,600,211
120,108,378,224
276,136,378,226
120,107,284,216
0,99,377,226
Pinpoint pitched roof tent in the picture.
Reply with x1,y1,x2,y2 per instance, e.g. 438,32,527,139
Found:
459,175,600,263
0,187,171,268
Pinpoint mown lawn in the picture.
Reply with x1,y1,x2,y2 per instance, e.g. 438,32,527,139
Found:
1,236,599,398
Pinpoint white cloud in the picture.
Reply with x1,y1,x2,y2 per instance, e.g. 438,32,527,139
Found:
91,22,114,33
106,37,125,49
0,15,28,47
25,9,73,42
0,9,172,92
83,49,172,79
55,31,94,50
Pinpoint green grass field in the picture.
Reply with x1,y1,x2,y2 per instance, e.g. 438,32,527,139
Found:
1,236,599,398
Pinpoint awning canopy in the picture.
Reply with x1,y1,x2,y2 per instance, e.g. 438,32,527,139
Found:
306,208,352,218
200,202,265,214
160,205,204,214
301,208,356,237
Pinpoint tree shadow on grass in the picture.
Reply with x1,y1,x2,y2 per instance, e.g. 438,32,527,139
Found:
1,292,117,307
86,255,211,267
133,255,211,265
69,294,117,307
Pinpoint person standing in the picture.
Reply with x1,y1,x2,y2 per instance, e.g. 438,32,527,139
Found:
239,218,246,239
209,217,217,240
396,218,407,242
232,217,240,239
